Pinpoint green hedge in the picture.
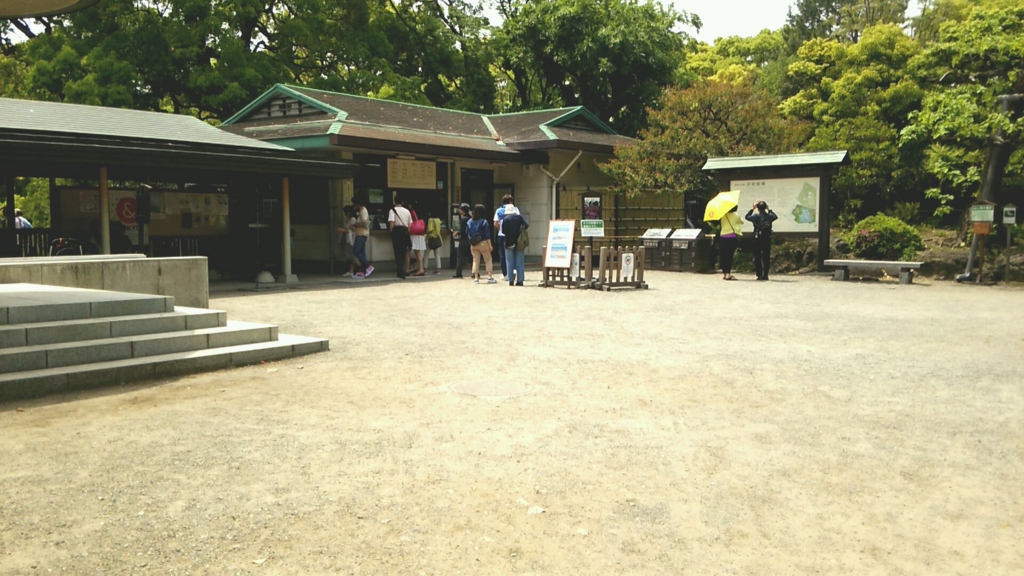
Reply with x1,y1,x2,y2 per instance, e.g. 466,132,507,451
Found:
843,215,924,261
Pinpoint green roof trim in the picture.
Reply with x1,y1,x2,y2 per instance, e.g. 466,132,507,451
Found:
285,84,488,117
221,84,341,126
488,107,578,117
702,150,850,171
539,125,558,140
327,110,348,135
261,135,334,150
480,116,505,146
542,107,617,135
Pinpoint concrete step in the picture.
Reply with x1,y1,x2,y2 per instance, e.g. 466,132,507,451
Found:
0,321,277,374
0,307,227,349
0,284,173,325
0,334,329,403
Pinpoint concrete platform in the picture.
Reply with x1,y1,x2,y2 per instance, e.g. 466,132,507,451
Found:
0,284,328,402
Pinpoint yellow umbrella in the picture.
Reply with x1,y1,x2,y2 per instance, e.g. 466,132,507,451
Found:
703,190,741,222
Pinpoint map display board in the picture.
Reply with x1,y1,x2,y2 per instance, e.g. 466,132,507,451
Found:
730,177,821,233
388,158,436,189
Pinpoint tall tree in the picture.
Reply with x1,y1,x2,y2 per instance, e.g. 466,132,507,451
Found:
781,24,924,222
681,29,792,98
782,0,908,49
901,7,1024,218
602,79,804,198
493,0,699,136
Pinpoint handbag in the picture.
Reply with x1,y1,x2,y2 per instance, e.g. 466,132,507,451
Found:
409,211,426,235
427,235,442,250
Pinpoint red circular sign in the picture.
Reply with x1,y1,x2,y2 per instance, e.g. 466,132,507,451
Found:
116,197,136,225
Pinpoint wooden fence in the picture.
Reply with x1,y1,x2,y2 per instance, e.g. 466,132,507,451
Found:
13,229,51,257
594,245,647,291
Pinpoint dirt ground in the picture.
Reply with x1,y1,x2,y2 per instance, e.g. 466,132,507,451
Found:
2,271,1023,575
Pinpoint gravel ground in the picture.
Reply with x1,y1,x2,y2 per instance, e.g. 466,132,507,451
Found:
1,271,1022,575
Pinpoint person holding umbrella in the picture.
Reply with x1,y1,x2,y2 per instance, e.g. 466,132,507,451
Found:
704,190,743,281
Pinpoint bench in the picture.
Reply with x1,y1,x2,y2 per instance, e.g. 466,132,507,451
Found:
824,259,923,285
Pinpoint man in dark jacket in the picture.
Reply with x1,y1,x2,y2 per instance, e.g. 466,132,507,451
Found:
745,201,778,281
453,203,471,278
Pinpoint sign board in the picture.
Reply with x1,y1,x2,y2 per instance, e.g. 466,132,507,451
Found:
621,252,635,278
670,228,702,240
581,219,605,237
641,228,672,239
570,253,580,278
387,158,436,189
583,196,602,219
1003,204,1017,225
970,203,995,223
544,220,575,268
730,177,821,233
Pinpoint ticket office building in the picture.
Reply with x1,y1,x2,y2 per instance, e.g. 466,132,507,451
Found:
221,84,632,270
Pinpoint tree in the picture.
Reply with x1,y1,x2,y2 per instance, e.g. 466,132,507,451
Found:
602,79,803,198
680,29,792,97
782,0,908,49
901,7,1024,218
780,24,924,222
493,0,699,136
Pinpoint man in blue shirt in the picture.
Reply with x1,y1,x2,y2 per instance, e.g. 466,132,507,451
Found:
493,194,514,280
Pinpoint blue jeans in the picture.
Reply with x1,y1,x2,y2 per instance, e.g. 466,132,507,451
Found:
352,235,368,272
504,246,525,285
498,236,508,276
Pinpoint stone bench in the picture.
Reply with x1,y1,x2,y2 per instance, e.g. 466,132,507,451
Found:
825,259,923,285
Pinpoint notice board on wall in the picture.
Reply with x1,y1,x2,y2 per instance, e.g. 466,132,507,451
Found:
60,188,230,238
387,158,437,190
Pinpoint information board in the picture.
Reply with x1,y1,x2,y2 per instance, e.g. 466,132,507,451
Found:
388,158,436,189
670,228,702,240
544,220,575,268
641,228,672,239
581,219,605,237
730,177,821,233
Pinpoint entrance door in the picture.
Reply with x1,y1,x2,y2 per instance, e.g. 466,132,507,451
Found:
461,168,494,260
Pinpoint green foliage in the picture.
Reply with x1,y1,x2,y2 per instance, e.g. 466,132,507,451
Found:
492,0,698,136
602,79,804,197
781,24,925,220
16,179,51,229
843,214,924,260
901,7,1024,219
680,30,792,97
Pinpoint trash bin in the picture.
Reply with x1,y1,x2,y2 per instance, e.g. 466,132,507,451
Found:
665,229,709,272
639,229,672,270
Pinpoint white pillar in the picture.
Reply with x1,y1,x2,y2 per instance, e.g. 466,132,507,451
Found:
278,176,298,283
99,166,110,254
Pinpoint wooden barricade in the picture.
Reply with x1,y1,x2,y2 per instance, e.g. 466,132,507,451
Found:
594,245,648,291
542,245,592,289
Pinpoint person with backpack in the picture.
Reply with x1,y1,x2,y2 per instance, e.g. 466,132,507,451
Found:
745,200,778,281
500,205,529,286
493,194,514,280
452,203,471,279
424,210,444,275
467,204,496,284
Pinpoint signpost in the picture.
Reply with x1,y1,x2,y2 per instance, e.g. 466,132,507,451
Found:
970,201,996,281
580,220,604,237
1004,203,1017,282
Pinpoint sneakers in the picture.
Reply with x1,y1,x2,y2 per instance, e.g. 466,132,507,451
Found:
487,277,497,284
433,269,441,275
341,272,352,278
353,272,365,279
500,275,508,281
364,265,375,277
474,278,480,284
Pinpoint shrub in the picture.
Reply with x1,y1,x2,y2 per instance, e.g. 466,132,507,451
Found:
843,215,924,261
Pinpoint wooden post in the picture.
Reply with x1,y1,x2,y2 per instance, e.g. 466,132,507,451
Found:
279,176,297,283
99,166,110,254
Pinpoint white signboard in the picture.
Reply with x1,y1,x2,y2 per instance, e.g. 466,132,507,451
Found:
544,220,575,268
388,158,436,189
641,228,673,239
570,253,580,278
621,252,635,278
730,177,821,233
670,228,702,240
581,219,605,237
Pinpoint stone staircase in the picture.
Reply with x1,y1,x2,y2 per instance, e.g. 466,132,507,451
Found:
0,284,328,403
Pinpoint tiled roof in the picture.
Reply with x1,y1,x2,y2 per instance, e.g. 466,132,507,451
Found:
703,151,850,171
222,85,632,156
0,97,288,151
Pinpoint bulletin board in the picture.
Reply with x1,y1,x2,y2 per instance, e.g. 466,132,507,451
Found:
60,188,230,238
